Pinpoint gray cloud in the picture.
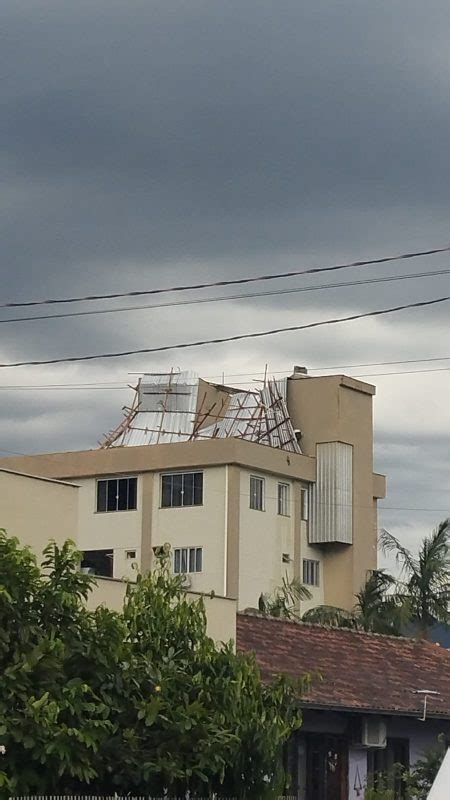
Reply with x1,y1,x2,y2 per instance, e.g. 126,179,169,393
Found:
0,0,449,553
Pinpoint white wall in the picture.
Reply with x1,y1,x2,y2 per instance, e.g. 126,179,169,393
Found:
151,465,227,595
238,468,296,609
75,476,142,579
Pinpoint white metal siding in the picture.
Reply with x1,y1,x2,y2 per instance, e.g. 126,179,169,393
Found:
309,442,353,544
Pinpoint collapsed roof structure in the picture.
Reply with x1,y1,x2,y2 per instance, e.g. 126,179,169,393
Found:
100,370,301,453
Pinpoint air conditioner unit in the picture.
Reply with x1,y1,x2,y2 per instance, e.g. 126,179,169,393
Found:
181,574,192,589
352,717,387,749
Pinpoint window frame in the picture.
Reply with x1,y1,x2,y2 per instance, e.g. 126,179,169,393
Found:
160,470,204,508
303,558,320,587
300,487,309,521
173,546,203,574
249,475,265,511
96,476,138,513
277,482,290,516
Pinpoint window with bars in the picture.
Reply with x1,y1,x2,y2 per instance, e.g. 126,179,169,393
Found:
174,547,203,574
301,487,309,521
96,477,137,512
161,471,203,507
278,482,290,516
250,475,265,511
303,558,320,586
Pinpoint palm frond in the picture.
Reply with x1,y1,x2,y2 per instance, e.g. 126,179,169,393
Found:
379,528,418,577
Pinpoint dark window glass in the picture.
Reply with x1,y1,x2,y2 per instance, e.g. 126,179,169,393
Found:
181,548,188,573
174,549,181,573
193,472,203,505
128,477,137,509
97,480,107,513
195,547,202,572
81,549,113,577
183,472,194,505
172,473,183,507
117,478,128,510
161,472,203,507
107,479,117,511
96,477,137,512
161,474,172,507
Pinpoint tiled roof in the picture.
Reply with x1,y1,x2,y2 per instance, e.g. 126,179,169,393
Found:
237,614,450,719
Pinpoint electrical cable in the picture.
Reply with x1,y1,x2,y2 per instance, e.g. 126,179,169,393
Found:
2,244,450,309
1,294,449,368
1,267,450,325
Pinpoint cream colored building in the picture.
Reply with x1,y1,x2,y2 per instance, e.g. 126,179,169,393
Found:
0,468,79,559
0,368,386,613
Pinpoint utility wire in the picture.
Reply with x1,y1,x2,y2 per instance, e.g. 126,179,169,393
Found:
1,267,450,325
1,294,449,368
2,244,450,309
3,355,450,389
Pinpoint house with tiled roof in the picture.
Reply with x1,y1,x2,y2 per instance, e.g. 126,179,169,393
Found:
237,614,450,800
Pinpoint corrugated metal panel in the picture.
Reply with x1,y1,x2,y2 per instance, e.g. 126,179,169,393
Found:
108,374,300,453
309,442,353,544
112,371,199,446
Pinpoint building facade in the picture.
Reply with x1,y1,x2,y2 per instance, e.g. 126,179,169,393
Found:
237,614,450,800
0,368,385,612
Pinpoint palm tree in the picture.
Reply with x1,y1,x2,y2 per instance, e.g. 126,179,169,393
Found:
380,519,450,639
302,569,405,634
258,576,312,620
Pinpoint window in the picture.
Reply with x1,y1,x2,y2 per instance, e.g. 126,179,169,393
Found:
301,487,309,521
174,547,203,573
250,475,265,511
81,549,113,577
161,471,203,507
303,558,320,586
367,738,409,799
278,482,290,516
126,550,136,560
96,477,137,512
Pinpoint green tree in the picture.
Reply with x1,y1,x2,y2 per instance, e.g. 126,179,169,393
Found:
258,576,312,619
0,530,305,798
302,570,405,634
380,519,450,639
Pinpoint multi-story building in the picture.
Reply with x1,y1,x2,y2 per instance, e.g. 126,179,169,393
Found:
0,367,385,612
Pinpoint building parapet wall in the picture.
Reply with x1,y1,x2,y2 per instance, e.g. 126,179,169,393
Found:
87,576,237,644
0,437,316,483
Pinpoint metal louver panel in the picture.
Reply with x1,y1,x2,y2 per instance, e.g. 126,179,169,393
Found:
309,442,353,544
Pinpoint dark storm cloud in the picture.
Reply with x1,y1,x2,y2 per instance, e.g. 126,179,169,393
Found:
0,0,449,552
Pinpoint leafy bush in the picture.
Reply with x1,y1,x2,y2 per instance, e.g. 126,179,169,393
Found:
0,531,306,799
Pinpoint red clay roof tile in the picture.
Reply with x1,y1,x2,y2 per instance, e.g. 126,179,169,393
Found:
237,614,450,718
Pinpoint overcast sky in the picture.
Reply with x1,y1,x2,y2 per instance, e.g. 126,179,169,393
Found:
1,1,450,558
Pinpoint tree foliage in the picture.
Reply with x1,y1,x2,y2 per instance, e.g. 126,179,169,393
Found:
0,531,305,798
258,576,311,619
380,520,450,638
302,570,406,635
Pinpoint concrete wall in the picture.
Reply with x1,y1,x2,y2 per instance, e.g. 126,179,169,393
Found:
151,465,227,595
287,375,381,609
0,469,78,561
238,468,296,610
87,576,237,644
76,476,142,580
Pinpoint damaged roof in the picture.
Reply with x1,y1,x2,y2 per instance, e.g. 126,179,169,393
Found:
237,614,450,719
100,370,301,453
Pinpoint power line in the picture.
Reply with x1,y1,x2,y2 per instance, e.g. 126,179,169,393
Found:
2,355,450,390
1,267,450,325
2,244,450,309
1,294,450,369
